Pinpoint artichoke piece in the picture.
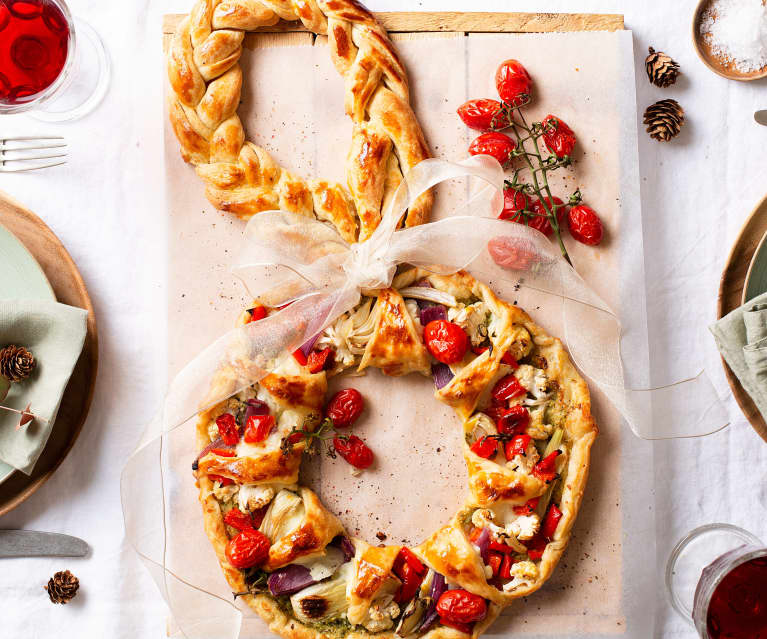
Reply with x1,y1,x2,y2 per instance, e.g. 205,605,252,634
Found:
294,546,346,582
290,562,354,624
396,596,430,637
259,489,305,542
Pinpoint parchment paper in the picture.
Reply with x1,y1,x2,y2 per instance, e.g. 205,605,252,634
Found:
163,28,654,638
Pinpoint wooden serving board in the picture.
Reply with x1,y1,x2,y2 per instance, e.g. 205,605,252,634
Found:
0,190,99,516
718,192,767,443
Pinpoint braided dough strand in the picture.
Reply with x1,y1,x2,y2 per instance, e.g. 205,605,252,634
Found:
168,0,432,242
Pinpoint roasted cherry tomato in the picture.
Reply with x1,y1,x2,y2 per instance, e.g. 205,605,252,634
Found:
225,529,270,569
224,508,254,531
436,589,488,624
470,435,498,459
495,59,531,106
491,374,526,403
333,435,374,469
499,187,529,221
504,434,532,461
424,320,469,364
532,449,561,483
307,347,335,373
215,413,240,446
247,305,267,322
208,474,233,486
526,196,567,236
567,204,603,246
457,98,510,131
542,503,563,540
244,414,275,443
541,115,576,159
468,132,516,167
325,388,364,428
495,405,530,435
513,497,540,516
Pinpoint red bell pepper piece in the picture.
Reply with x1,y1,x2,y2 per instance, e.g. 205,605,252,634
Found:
532,449,561,483
470,436,498,459
499,553,514,580
513,497,540,516
500,351,519,368
248,305,267,322
307,347,334,373
504,434,532,461
541,503,563,540
488,538,514,553
292,348,308,366
524,533,548,561
208,474,233,486
487,551,503,577
209,448,236,457
393,548,426,603
471,344,489,355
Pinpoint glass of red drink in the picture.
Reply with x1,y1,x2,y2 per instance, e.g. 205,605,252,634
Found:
666,523,767,638
0,0,109,121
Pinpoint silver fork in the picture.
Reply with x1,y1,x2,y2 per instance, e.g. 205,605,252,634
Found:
0,136,67,172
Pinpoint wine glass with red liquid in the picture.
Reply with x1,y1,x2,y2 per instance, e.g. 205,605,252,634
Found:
667,523,767,638
0,0,109,121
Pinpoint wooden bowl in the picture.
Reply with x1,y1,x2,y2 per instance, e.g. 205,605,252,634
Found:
717,192,767,443
0,190,98,516
693,0,767,82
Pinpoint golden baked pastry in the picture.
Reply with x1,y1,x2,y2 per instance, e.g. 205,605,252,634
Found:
167,0,432,242
193,267,598,639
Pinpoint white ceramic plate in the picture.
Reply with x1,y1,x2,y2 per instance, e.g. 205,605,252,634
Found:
0,223,55,485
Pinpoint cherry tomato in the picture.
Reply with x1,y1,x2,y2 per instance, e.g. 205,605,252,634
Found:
224,508,254,531
567,205,603,246
495,59,531,106
393,548,426,603
470,435,498,459
424,320,469,364
216,413,240,446
491,374,526,403
307,347,335,373
542,503,563,540
457,98,511,131
513,497,540,516
436,589,488,624
333,435,374,469
468,132,516,167
325,388,364,428
499,187,529,221
248,305,267,322
244,414,275,443
504,434,532,461
526,196,567,236
225,529,270,569
541,115,576,159
532,449,561,483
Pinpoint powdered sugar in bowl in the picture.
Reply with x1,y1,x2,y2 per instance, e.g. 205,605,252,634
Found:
693,0,767,81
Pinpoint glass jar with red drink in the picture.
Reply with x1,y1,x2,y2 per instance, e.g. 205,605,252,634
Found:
0,0,109,121
667,523,767,638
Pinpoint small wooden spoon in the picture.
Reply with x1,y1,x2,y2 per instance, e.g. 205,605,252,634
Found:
692,0,767,81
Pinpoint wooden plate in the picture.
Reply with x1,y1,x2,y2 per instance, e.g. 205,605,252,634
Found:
0,190,98,515
717,192,767,443
693,0,767,82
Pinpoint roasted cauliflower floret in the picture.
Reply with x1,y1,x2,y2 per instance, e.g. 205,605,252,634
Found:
503,560,539,591
508,514,540,541
363,600,400,632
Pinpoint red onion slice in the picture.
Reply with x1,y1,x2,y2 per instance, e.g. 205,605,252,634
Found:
475,527,491,564
192,437,235,470
268,564,315,596
420,572,447,632
420,304,447,326
298,333,320,359
432,363,454,390
245,399,269,419
332,536,355,562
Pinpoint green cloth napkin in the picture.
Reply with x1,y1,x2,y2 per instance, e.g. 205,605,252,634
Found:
710,291,767,421
0,299,87,474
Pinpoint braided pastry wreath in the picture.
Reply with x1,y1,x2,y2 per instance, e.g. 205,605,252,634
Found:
169,2,597,638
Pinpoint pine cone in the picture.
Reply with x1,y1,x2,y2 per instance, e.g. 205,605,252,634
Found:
645,47,680,87
643,99,685,142
44,570,79,604
0,345,35,382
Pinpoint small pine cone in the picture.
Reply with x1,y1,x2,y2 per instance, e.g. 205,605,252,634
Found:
0,345,35,382
44,570,80,604
643,99,685,142
645,47,680,87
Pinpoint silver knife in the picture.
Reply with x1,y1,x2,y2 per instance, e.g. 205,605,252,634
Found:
755,110,767,126
0,530,89,558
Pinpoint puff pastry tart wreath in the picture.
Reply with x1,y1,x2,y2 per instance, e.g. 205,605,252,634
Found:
194,269,598,639
167,0,432,242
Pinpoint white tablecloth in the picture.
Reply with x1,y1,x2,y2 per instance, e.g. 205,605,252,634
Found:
0,0,765,637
